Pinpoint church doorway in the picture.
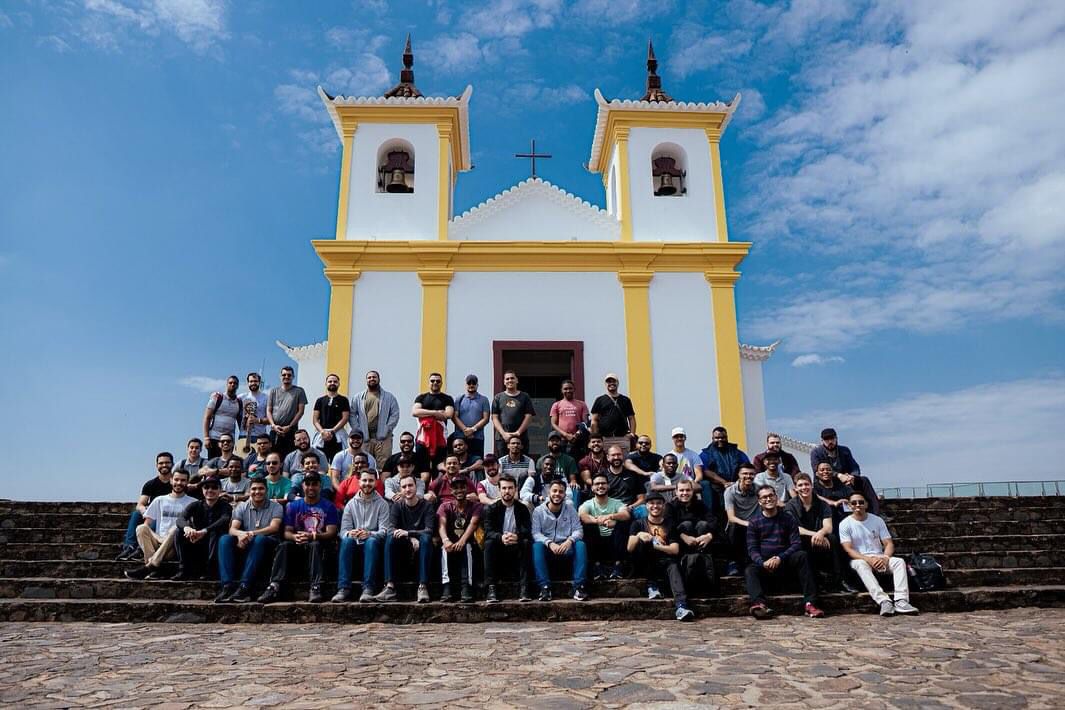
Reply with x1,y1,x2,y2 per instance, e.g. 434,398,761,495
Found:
492,341,584,457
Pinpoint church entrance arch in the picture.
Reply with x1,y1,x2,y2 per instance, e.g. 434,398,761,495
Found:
492,341,584,457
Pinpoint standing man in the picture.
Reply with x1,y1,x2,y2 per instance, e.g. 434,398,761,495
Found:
531,480,588,601
752,433,800,476
590,374,636,455
627,492,695,621
333,468,391,603
840,490,918,616
202,375,242,458
699,426,750,512
312,373,351,462
351,370,401,464
215,477,283,603
125,469,195,579
117,453,173,560
578,473,631,581
453,374,491,459
411,373,455,467
810,428,880,514
437,477,481,603
267,366,307,461
549,379,589,458
492,371,536,456
483,474,533,603
172,476,232,580
240,372,270,454
377,471,435,603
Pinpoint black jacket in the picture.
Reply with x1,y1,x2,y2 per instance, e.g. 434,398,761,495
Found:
483,500,532,542
667,497,717,531
176,499,232,536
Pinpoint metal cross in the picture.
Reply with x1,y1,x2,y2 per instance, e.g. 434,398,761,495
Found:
514,139,552,177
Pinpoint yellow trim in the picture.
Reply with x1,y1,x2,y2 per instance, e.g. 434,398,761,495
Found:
615,128,633,242
436,123,452,240
332,106,467,171
618,271,656,446
418,269,453,388
706,129,729,243
706,271,746,450
334,123,357,240
323,268,361,394
594,109,731,174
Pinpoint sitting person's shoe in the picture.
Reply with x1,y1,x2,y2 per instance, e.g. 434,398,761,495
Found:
647,585,662,600
592,563,605,581
331,587,353,603
308,586,323,603
170,569,194,581
256,583,281,604
115,546,138,561
609,563,624,580
538,586,552,602
416,584,430,603
675,605,695,621
486,585,500,604
214,582,239,603
879,600,896,616
518,585,533,602
842,579,863,594
750,602,772,619
358,587,375,603
229,585,254,604
893,600,919,614
804,602,826,618
124,565,154,580
375,586,398,602
460,584,474,603
572,585,588,601
725,562,740,577
439,583,452,602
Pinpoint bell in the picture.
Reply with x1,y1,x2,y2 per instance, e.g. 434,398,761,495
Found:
655,174,677,196
386,168,410,193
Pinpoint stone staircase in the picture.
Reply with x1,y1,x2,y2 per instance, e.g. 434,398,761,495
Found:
0,496,1062,623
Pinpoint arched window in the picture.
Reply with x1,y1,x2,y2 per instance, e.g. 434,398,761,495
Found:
376,139,415,193
650,143,686,197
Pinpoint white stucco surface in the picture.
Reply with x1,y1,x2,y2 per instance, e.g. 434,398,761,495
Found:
741,356,768,454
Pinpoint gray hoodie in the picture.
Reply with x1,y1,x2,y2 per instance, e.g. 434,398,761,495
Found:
340,492,392,540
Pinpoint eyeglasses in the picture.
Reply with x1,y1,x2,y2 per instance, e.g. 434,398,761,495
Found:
219,440,233,445
850,500,867,506
758,495,776,502
266,461,280,466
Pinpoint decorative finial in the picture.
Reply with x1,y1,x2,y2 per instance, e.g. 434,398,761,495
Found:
384,34,423,98
641,38,673,103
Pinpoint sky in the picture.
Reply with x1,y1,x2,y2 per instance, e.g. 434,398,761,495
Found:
2,0,1064,500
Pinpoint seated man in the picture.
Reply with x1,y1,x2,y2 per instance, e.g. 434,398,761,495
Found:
813,462,855,526
627,492,694,621
624,434,663,482
476,454,503,505
172,476,232,580
752,432,800,476
603,445,645,516
810,428,879,514
483,474,533,603
753,452,795,503
427,455,477,506
650,453,693,503
578,473,631,581
330,431,378,483
437,477,482,603
377,470,435,603
201,435,242,478
220,458,251,504
333,452,370,509
282,430,329,479
333,468,391,603
538,432,578,484
498,435,536,490
520,454,559,510
243,435,273,477
578,434,608,488
669,478,718,596
380,431,433,483
125,469,195,579
698,426,750,513
723,464,760,575
840,491,919,616
436,435,483,480
383,455,426,503
261,453,291,505
287,451,334,501
745,485,825,619
258,472,338,604
532,480,588,601
117,452,173,560
785,472,852,593
216,477,284,603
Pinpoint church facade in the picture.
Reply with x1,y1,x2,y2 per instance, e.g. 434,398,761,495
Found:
279,41,783,454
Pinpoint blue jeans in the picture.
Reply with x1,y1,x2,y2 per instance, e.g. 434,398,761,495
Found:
218,534,278,586
384,533,432,585
337,536,383,592
532,540,588,588
123,510,145,549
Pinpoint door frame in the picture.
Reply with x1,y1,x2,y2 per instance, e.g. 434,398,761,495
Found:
491,340,585,400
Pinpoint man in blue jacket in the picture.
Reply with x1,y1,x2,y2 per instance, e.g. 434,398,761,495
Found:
699,426,750,517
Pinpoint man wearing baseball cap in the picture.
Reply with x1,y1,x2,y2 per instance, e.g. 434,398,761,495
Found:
627,492,694,621
453,374,491,459
590,374,636,456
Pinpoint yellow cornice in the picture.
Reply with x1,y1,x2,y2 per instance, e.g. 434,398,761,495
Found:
595,110,730,174
312,240,750,274
333,105,466,172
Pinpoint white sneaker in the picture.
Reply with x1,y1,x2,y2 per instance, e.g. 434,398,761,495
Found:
647,585,662,600
879,600,895,616
893,600,919,614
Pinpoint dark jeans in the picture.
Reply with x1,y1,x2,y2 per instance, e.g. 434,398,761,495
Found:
384,533,432,585
269,540,329,588
582,524,628,565
483,536,530,588
218,534,278,587
680,551,718,596
727,524,750,566
744,550,818,605
123,510,145,549
174,528,223,574
271,429,297,461
802,533,845,583
466,438,485,459
317,438,342,464
630,541,688,607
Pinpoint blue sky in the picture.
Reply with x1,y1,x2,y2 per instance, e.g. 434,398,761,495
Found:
2,1,1063,500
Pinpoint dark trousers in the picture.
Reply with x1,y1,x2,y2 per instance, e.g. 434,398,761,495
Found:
317,438,342,463
483,537,530,588
583,524,628,565
271,429,297,461
727,524,750,566
218,534,278,588
744,550,818,605
802,533,845,583
466,438,485,459
443,543,475,587
384,533,432,585
269,540,329,588
174,528,223,575
494,434,529,458
631,541,688,607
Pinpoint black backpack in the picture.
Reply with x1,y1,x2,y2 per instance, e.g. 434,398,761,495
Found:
907,553,946,591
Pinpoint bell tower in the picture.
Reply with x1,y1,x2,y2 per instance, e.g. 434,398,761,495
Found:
319,35,473,242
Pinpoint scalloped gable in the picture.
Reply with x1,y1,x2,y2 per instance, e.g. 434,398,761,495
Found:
449,177,620,242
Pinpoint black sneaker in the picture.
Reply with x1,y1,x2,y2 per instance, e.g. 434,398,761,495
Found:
308,586,323,603
609,564,624,580
229,585,254,603
538,586,552,602
124,565,154,580
256,584,281,604
518,585,533,602
214,582,239,603
572,585,588,601
170,569,195,582
592,563,606,581
439,583,452,602
486,585,500,604
115,546,137,561
460,584,474,603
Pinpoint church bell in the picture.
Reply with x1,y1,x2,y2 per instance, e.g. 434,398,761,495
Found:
381,150,414,193
652,156,684,197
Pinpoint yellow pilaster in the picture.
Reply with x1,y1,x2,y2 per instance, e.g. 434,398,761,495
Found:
324,268,361,393
616,128,634,241
706,270,746,450
706,128,729,243
418,269,453,387
334,123,358,240
618,270,656,445
436,123,453,240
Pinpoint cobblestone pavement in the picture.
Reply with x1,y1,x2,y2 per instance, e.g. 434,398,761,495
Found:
1,608,1063,708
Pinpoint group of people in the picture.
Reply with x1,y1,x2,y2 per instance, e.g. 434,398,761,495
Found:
117,368,918,621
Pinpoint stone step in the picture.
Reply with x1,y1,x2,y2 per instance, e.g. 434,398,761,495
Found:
882,506,1065,524
0,528,125,545
887,520,1065,537
1,584,1062,623
895,533,1065,553
0,501,133,515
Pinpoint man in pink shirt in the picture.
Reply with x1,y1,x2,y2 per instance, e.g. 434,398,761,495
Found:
549,380,589,458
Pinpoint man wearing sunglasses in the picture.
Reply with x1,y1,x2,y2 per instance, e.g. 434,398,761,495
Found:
201,435,241,478
260,453,290,505
171,476,232,581
839,491,919,616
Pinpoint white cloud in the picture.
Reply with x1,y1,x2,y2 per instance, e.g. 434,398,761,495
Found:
772,376,1065,488
38,35,73,53
791,353,845,367
0,10,13,29
570,0,674,25
79,0,228,53
460,0,563,39
423,32,483,73
501,82,587,109
178,375,226,393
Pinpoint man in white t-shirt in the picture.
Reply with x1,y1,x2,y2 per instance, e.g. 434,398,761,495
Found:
839,491,919,616
126,469,196,578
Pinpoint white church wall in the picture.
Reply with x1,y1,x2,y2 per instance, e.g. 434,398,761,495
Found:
345,122,441,241
741,357,768,456
446,271,627,402
293,353,326,435
648,273,718,449
626,127,719,242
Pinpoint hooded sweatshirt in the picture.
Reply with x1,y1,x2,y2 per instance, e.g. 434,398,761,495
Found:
340,492,392,540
